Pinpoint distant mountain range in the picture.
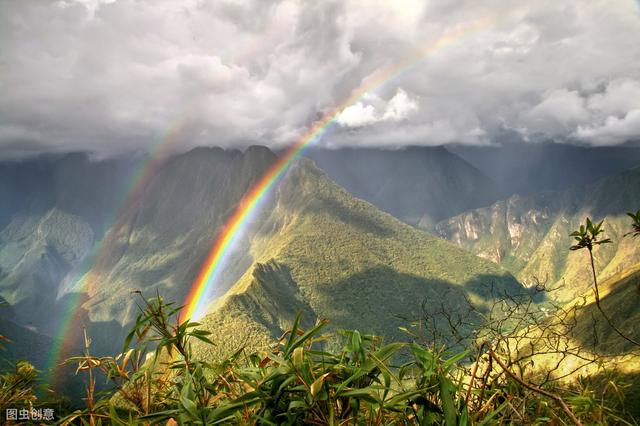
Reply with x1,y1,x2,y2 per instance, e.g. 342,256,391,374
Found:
0,153,138,338
0,145,520,369
436,165,640,300
305,142,640,229
2,141,640,384
450,141,640,197
305,146,500,228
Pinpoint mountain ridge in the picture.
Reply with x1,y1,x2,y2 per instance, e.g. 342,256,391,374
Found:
304,145,501,229
436,165,640,299
195,158,524,360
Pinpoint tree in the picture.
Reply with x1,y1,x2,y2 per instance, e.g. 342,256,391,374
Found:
569,217,639,347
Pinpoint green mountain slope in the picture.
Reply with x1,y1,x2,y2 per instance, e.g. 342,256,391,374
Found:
197,159,523,360
0,148,276,358
80,146,277,327
1,146,523,373
436,166,640,300
569,263,640,355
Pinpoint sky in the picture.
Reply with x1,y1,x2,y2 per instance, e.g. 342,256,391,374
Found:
1,0,640,158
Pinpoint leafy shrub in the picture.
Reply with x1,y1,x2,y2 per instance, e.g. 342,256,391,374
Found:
50,293,638,425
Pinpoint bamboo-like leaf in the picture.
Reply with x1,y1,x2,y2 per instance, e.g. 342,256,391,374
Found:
360,342,405,373
439,375,457,426
180,383,199,420
442,350,469,373
284,314,302,353
283,320,328,357
292,347,304,370
338,387,381,404
310,372,330,397
476,401,508,426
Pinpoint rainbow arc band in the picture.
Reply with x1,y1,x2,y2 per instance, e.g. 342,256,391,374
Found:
47,13,501,381
180,18,494,322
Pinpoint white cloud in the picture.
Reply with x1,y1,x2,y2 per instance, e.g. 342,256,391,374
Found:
382,89,419,121
521,89,588,136
337,89,418,127
586,79,640,117
336,103,379,127
515,78,640,144
0,0,639,157
574,110,640,145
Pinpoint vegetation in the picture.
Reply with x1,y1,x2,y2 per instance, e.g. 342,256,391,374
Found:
1,167,640,424
0,333,38,414
3,263,640,424
625,210,640,238
48,294,636,425
195,161,521,363
569,218,640,347
436,167,640,301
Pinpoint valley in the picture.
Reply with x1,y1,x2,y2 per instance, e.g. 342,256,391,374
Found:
1,144,639,423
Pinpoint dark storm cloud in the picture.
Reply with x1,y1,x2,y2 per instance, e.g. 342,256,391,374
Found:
0,0,639,157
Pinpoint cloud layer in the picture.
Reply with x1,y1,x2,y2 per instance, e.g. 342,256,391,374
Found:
1,0,639,156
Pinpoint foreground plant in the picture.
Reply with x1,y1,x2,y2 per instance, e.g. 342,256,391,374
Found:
0,359,38,414
569,217,612,306
56,290,640,425
625,209,640,238
569,217,640,348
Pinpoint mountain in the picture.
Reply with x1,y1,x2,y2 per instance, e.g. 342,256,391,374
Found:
569,263,640,355
436,166,640,300
0,146,296,389
0,146,522,380
449,141,640,197
0,152,138,233
304,146,500,229
194,158,523,361
0,153,139,337
496,263,640,417
77,146,277,326
0,314,53,370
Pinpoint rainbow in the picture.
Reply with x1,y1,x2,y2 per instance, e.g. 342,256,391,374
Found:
46,12,499,380
45,121,189,384
181,18,494,322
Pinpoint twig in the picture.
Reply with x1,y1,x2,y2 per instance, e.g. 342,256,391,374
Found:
488,348,583,426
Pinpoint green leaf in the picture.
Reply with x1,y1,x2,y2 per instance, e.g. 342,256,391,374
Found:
351,329,364,362
288,400,308,411
276,374,298,397
361,342,405,374
442,349,469,373
207,398,263,422
476,401,508,426
439,375,457,426
384,388,430,408
338,388,381,404
191,333,215,346
284,313,302,353
284,320,328,357
310,372,330,397
180,382,200,420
